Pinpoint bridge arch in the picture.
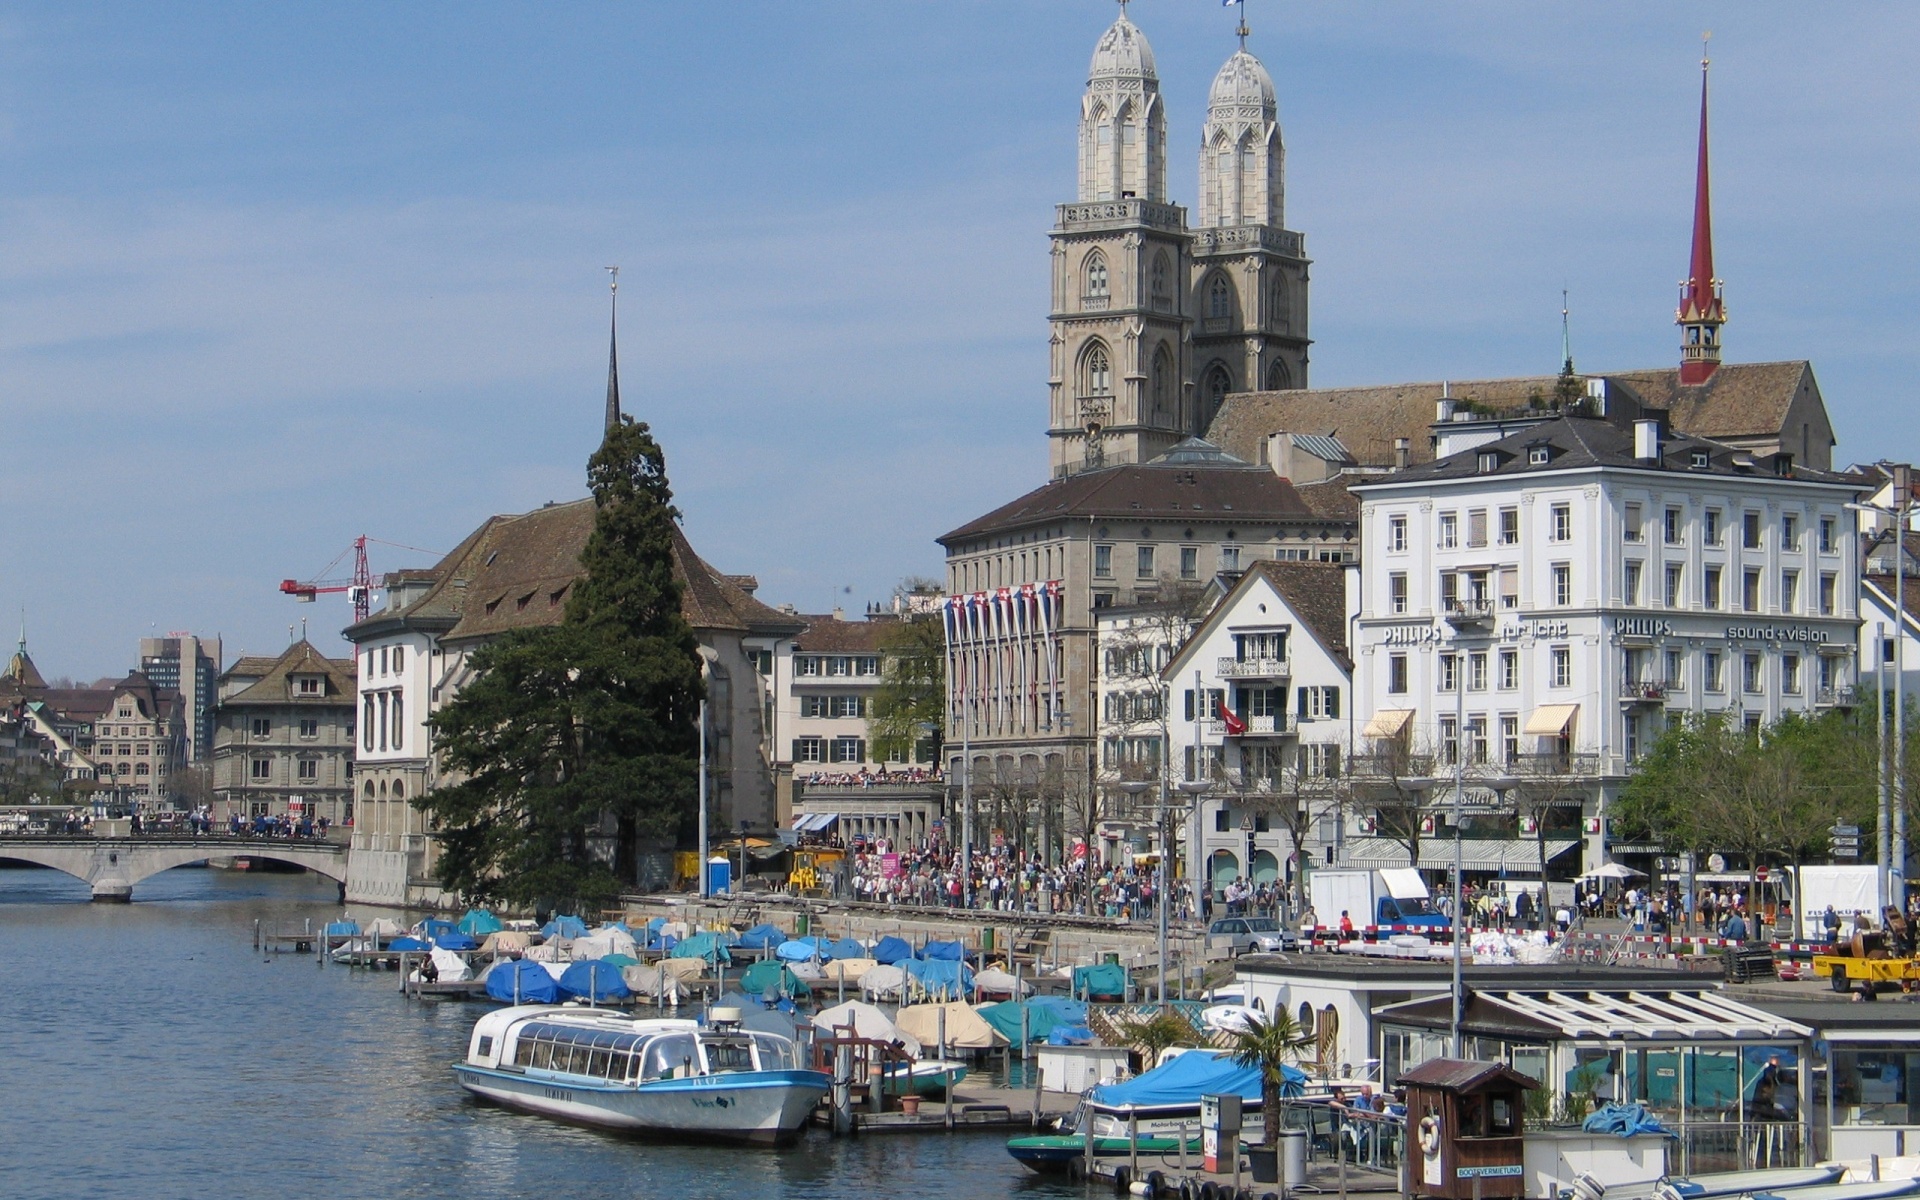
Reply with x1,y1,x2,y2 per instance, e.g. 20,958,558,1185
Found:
0,838,349,902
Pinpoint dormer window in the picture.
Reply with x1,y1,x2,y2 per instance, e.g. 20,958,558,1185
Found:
296,677,321,696
1477,452,1500,473
1690,449,1710,469
1528,445,1551,466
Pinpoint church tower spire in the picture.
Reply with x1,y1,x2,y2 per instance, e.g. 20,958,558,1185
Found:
604,266,622,431
1677,40,1726,386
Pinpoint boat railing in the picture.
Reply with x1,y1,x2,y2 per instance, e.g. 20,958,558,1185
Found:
810,1030,915,1097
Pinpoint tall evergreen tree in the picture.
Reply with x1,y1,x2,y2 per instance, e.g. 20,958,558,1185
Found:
418,420,703,910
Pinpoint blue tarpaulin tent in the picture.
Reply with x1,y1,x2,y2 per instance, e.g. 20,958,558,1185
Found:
418,919,460,940
1071,962,1127,1000
558,960,632,1002
1029,995,1089,1024
485,959,561,1004
457,909,502,936
904,957,973,1000
541,915,589,940
776,936,865,962
324,920,360,937
921,940,966,961
432,931,478,951
388,935,430,951
668,931,734,965
872,936,915,964
1047,1025,1096,1046
1091,1050,1306,1108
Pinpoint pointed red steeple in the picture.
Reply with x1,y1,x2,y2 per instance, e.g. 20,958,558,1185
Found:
1677,47,1725,385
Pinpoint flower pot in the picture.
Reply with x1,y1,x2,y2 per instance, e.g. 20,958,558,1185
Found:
1248,1146,1280,1184
900,1094,922,1116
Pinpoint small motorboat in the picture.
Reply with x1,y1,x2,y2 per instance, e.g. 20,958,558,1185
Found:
1655,1168,1847,1200
452,1005,829,1145
1747,1183,1920,1200
1007,1132,1202,1171
881,1059,969,1098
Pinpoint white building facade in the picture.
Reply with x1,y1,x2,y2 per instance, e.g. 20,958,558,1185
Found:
1349,414,1864,875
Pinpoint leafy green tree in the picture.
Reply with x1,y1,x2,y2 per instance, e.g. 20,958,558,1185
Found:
866,591,945,764
419,420,704,911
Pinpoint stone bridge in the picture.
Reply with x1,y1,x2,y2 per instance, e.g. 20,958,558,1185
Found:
0,835,350,902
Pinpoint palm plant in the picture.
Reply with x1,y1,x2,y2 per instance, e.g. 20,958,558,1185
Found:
1227,1012,1315,1151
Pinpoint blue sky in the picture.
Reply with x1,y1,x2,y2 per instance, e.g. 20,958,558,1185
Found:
3,2,1915,679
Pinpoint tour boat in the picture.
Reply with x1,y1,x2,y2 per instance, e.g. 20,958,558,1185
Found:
452,1005,830,1145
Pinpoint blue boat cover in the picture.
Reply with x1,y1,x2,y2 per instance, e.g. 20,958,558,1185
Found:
457,909,502,936
776,936,865,961
1091,1051,1306,1108
541,915,588,939
922,940,966,961
737,923,789,950
558,960,632,1002
668,931,734,964
1072,963,1127,998
419,918,460,940
872,936,916,964
904,957,973,1000
645,917,666,933
324,920,360,936
1047,1025,1096,1046
485,959,560,1004
741,960,811,998
433,932,478,951
1028,995,1089,1024
1582,1103,1674,1138
387,935,430,951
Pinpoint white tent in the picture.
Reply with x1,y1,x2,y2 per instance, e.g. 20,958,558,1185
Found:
813,1000,923,1058
427,947,472,982
972,967,1026,998
894,1001,1008,1051
365,917,404,937
571,929,637,961
1578,862,1646,881
623,962,688,1002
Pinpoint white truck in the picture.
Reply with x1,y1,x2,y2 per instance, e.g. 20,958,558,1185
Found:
1793,864,1885,942
1307,867,1449,932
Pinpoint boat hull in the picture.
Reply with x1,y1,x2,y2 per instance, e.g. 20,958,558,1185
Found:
883,1061,969,1097
453,1064,830,1146
1008,1134,1203,1173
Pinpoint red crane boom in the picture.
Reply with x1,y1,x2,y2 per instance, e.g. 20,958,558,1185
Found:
280,536,374,623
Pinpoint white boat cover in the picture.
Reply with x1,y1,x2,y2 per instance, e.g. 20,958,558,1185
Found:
622,963,686,1001
1201,1004,1259,1034
429,947,472,982
894,1002,1008,1050
571,930,637,961
524,942,564,963
537,960,569,981
820,957,876,983
364,917,405,937
477,931,531,954
972,967,1026,996
859,964,907,1000
813,1000,923,1058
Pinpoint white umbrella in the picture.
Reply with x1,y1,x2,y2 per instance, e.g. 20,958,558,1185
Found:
1579,862,1646,881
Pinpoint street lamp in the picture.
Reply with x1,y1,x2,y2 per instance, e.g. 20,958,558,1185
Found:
1113,779,1158,1001
1851,483,1911,904
1177,778,1211,1000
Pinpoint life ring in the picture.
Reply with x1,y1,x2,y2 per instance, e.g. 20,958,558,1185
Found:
1417,1115,1443,1155
1068,1159,1088,1183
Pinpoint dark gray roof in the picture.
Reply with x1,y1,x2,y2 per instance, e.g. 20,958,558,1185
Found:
1352,415,1857,491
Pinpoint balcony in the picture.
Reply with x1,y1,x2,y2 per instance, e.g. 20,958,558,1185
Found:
1217,656,1291,681
1443,598,1496,631
1815,686,1859,709
1619,680,1669,705
1201,714,1289,738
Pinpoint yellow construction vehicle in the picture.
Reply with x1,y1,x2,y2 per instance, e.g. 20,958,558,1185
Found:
788,847,846,896
1811,929,1920,993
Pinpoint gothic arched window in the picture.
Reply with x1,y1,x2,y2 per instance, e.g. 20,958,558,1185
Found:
1265,358,1292,391
1203,362,1233,425
1268,275,1290,332
1208,274,1233,321
1084,252,1109,299
1151,252,1169,301
1082,342,1113,397
1151,344,1173,417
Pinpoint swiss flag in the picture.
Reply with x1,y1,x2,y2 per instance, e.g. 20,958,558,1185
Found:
1220,702,1247,737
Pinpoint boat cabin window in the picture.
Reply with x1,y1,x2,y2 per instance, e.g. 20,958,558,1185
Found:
476,1036,493,1059
702,1036,756,1075
642,1034,700,1081
510,1022,645,1081
750,1033,799,1071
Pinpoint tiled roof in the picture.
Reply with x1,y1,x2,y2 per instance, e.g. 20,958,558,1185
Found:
1246,560,1351,671
225,656,284,680
33,689,115,720
219,640,356,707
104,671,184,721
4,646,47,690
793,615,893,654
1293,475,1364,521
1358,414,1857,489
365,497,805,646
1208,361,1818,468
941,444,1317,544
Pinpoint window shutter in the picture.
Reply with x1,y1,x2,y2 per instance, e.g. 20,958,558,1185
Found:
857,739,867,764
1184,690,1195,721
791,739,802,762
1328,689,1341,719
1296,687,1309,717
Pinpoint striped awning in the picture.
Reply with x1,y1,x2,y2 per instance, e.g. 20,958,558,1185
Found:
1338,837,1577,871
790,812,840,833
1523,703,1580,736
1362,709,1415,739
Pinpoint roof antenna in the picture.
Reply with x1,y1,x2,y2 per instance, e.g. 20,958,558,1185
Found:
1561,287,1574,374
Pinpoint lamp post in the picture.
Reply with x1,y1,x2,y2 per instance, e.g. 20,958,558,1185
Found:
1443,599,1492,1059
1177,779,1211,996
1852,483,1912,902
1115,779,1159,1001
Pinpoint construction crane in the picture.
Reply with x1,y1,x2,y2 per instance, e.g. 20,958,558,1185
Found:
280,536,440,624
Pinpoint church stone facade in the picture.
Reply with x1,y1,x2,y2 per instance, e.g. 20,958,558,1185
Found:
1049,15,1310,480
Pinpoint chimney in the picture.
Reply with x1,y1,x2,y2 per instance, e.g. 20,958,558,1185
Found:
1435,397,1455,423
1267,432,1292,480
1634,420,1661,462
1394,439,1411,470
831,606,845,622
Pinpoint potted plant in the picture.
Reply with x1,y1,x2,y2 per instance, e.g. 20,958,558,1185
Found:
1227,1012,1314,1184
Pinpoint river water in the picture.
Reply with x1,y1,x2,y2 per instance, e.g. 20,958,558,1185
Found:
0,865,1083,1200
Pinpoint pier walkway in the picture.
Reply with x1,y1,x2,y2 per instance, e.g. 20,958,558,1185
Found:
0,833,349,901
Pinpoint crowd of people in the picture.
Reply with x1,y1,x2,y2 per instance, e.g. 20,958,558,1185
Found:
795,767,943,788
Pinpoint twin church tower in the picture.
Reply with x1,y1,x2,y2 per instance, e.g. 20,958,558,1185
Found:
1048,8,1308,479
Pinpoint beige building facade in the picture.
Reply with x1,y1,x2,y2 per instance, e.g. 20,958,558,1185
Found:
210,640,357,825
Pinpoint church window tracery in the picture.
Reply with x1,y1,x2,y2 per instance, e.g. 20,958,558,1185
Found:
1208,274,1233,321
1084,252,1109,299
1081,342,1114,397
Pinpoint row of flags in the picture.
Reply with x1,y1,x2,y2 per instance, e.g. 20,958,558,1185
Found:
940,581,1064,646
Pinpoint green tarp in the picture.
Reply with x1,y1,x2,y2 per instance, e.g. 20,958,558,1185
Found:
669,931,733,965
740,959,810,998
979,999,1068,1044
1072,962,1127,999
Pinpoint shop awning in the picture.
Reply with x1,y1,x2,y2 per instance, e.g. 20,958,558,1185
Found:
791,812,839,833
1523,703,1580,737
1338,837,1578,871
1375,988,1812,1042
1362,709,1415,739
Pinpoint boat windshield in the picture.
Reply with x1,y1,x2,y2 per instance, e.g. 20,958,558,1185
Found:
749,1033,799,1072
510,1022,646,1082
701,1034,758,1075
641,1033,701,1081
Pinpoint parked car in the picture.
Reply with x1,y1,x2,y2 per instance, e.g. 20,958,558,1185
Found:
1207,916,1298,956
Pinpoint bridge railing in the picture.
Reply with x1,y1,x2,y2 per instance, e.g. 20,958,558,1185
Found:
0,830,348,847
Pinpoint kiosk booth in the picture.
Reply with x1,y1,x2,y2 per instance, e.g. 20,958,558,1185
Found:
1402,1059,1535,1200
